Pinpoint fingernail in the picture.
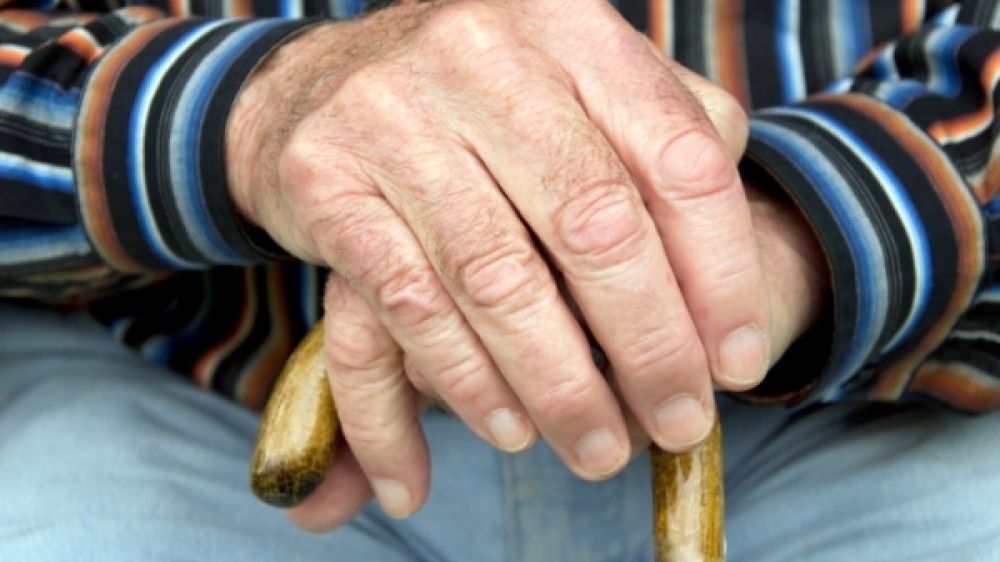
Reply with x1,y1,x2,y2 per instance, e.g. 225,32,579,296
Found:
719,324,768,386
654,394,712,450
486,408,532,452
574,428,627,478
371,478,413,519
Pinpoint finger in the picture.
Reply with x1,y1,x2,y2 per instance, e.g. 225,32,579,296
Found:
322,273,428,519
564,20,771,392
447,57,715,452
294,161,536,455
374,135,630,479
285,443,372,533
286,390,440,533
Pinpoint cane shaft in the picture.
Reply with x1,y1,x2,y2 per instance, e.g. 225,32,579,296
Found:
652,416,724,561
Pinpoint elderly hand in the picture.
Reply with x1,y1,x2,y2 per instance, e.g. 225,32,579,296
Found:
227,0,766,522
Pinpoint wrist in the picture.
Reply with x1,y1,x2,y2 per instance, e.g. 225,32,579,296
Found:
225,20,345,224
743,170,831,363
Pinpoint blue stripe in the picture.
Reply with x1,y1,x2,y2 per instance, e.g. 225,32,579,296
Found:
279,0,303,18
332,0,365,17
751,118,887,399
0,73,78,130
0,223,91,265
0,154,72,193
776,0,805,102
927,26,977,98
171,20,294,265
835,1,872,76
792,108,932,354
130,22,226,269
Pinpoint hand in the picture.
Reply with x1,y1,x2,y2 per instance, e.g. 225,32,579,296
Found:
227,0,767,522
282,174,831,533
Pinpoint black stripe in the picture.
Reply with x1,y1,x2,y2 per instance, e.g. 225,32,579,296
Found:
867,0,902,48
211,265,274,397
0,117,72,168
929,344,1000,380
617,0,648,34
741,137,858,401
100,21,204,269
197,20,315,262
672,0,708,76
799,0,836,95
143,21,243,265
743,0,783,109
766,111,915,354
0,179,76,223
810,100,967,363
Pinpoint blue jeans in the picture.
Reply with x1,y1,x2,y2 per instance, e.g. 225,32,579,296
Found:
1,301,998,561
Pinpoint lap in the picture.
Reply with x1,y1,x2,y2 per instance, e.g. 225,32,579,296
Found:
1,301,998,561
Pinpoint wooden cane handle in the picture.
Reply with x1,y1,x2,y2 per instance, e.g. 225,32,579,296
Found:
251,322,725,561
250,323,338,507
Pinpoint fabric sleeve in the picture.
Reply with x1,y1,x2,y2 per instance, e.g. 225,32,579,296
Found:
0,2,350,301
741,1,1000,412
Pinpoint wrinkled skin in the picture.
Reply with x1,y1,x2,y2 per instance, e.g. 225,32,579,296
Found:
225,0,828,530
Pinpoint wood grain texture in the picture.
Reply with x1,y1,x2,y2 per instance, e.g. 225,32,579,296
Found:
652,415,725,562
250,323,338,508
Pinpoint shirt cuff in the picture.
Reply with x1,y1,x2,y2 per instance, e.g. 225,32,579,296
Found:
74,17,322,272
740,93,987,405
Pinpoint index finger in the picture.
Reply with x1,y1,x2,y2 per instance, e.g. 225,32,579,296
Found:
564,21,771,392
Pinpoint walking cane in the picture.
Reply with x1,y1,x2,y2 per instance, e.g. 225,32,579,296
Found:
251,323,725,562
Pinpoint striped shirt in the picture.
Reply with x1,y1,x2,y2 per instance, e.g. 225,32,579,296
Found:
1,0,998,413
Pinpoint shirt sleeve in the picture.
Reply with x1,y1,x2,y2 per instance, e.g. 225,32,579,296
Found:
739,1,1000,412
0,2,357,302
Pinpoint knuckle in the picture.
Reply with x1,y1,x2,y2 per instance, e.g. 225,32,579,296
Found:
433,354,489,405
374,264,449,331
553,183,646,267
340,411,416,457
325,320,396,374
615,325,703,377
337,63,413,126
453,243,550,315
656,128,738,201
424,2,506,52
532,375,594,421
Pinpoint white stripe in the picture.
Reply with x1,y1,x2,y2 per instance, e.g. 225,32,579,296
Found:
0,151,73,192
131,22,230,268
779,0,806,102
764,106,929,354
950,329,1000,346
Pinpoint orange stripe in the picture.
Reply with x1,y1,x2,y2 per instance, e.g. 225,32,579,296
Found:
649,0,668,50
193,268,257,388
239,266,294,410
909,361,1000,413
852,41,887,75
0,10,51,32
714,0,748,109
926,49,1000,202
228,0,252,18
978,156,1000,202
819,95,986,399
168,0,188,17
927,50,1000,142
76,19,178,274
0,44,27,66
56,29,102,64
900,0,925,34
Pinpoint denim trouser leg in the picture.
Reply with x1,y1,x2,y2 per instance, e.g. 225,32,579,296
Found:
1,301,998,561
